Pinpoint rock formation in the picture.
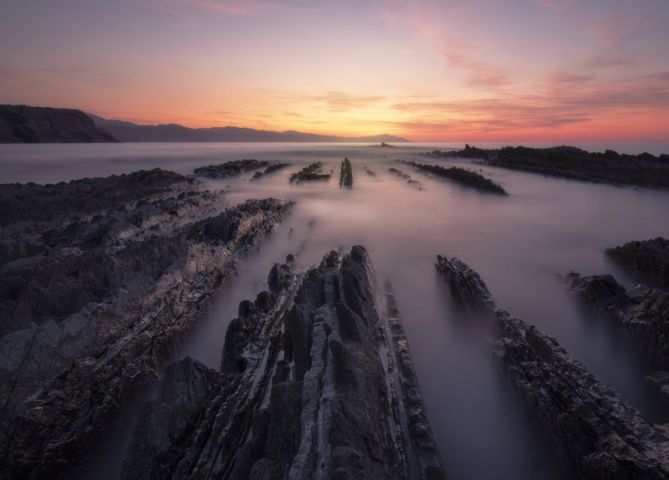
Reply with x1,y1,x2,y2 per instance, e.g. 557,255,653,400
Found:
389,168,423,190
405,161,507,195
566,272,669,366
193,159,270,179
425,145,669,190
123,246,446,480
251,162,291,180
0,170,292,479
436,255,669,479
339,157,353,187
607,237,669,288
364,166,377,176
289,162,331,183
0,105,118,143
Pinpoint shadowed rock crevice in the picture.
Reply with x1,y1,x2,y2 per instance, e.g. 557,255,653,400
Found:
436,255,669,480
123,246,446,480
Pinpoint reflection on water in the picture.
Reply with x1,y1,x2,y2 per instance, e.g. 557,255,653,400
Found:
3,143,669,480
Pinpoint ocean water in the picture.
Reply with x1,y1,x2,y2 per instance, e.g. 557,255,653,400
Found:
2,142,669,480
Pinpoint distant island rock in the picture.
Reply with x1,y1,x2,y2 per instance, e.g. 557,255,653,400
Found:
88,113,408,143
0,105,118,143
425,144,669,189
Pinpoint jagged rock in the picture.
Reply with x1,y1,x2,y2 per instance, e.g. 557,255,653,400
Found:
565,272,669,366
607,237,669,288
436,255,669,479
193,159,269,179
389,168,423,190
289,162,331,183
0,170,293,479
0,105,118,143
424,145,669,189
124,247,446,480
404,161,507,195
251,162,291,180
339,157,353,187
364,166,376,176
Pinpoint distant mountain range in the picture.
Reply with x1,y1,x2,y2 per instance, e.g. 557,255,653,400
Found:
0,105,408,143
87,114,407,143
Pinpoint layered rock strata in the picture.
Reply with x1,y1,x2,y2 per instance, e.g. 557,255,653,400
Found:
436,255,669,479
339,157,353,187
289,162,331,183
193,159,270,179
607,237,669,289
123,246,446,480
405,162,507,195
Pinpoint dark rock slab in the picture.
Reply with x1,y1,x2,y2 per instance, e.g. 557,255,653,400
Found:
436,255,669,479
0,170,293,479
289,162,331,183
339,157,353,187
193,159,269,179
566,272,669,366
426,144,669,190
405,161,507,195
364,166,377,176
124,246,446,480
607,237,669,289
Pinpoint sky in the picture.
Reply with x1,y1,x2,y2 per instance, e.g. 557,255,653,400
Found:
1,0,668,142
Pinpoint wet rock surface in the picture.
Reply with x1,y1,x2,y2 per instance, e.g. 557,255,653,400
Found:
436,255,669,480
389,167,424,190
339,157,353,187
193,159,270,179
607,237,669,289
123,246,446,480
566,272,669,366
289,162,332,183
364,166,377,176
0,170,292,479
427,144,669,189
405,161,507,195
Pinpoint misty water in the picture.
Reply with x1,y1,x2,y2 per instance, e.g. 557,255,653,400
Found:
3,142,669,480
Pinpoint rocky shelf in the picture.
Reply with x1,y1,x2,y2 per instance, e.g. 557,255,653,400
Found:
436,254,669,479
607,237,669,289
339,157,353,187
566,272,669,367
289,162,331,183
123,246,446,480
426,144,669,190
404,161,507,195
0,170,293,479
193,159,270,179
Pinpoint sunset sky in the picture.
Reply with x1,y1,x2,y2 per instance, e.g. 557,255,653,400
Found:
1,0,668,142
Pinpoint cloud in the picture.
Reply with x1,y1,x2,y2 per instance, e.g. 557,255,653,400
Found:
440,41,509,88
138,0,292,16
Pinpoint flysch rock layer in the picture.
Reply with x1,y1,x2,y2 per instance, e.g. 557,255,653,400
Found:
0,169,293,479
436,255,669,480
123,246,446,480
566,272,669,367
607,237,669,289
339,158,353,187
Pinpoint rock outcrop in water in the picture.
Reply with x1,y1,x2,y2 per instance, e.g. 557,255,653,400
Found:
289,162,331,183
251,162,291,181
405,161,507,195
607,237,669,288
0,105,118,143
566,272,669,366
123,246,446,480
0,170,292,479
426,144,669,190
193,159,270,179
436,255,669,480
389,167,423,190
364,166,377,176
339,157,353,187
